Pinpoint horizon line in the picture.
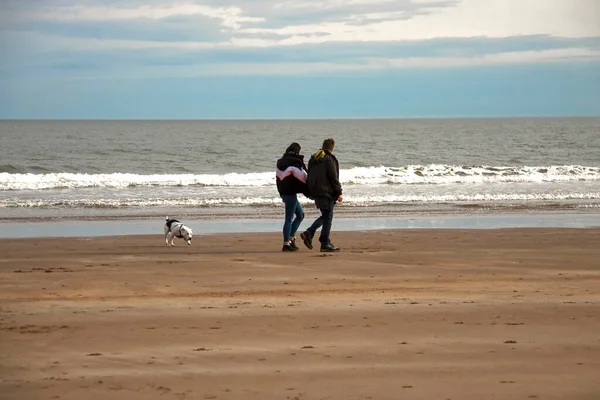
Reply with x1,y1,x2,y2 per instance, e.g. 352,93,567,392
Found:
1,115,599,122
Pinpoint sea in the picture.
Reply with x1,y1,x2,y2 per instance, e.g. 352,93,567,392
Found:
1,118,600,226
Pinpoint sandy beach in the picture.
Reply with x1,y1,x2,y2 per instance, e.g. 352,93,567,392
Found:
1,228,599,400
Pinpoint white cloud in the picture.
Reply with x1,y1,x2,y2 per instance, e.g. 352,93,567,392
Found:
2,0,599,78
1,31,221,52
32,3,265,30
19,0,600,43
272,0,398,11
397,0,600,39
176,48,600,75
18,46,600,80
241,0,600,43
378,47,600,68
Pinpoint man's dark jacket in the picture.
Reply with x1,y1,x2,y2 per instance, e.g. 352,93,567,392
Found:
307,149,342,200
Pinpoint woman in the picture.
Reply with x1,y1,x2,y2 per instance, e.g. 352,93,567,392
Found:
276,142,309,252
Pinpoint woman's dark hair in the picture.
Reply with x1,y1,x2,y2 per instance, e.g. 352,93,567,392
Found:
285,142,301,154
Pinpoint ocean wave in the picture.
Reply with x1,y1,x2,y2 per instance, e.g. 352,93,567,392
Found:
0,164,21,174
0,164,54,174
343,165,600,185
1,165,599,190
2,192,599,208
0,171,273,191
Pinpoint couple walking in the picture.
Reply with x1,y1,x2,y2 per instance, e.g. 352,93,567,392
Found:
275,138,343,253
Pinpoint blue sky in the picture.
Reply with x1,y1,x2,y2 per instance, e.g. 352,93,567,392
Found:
1,0,599,119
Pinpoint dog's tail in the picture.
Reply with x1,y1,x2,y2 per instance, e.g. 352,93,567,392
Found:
165,216,169,221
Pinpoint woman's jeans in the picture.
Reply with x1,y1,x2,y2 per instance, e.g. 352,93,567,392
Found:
281,194,304,243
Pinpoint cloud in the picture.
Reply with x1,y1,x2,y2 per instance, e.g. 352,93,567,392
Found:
235,0,600,44
4,38,599,81
1,0,600,80
9,0,459,28
4,1,600,48
10,3,265,32
69,48,600,79
6,16,228,43
7,0,600,40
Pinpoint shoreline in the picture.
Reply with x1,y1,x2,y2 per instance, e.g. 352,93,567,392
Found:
1,211,600,239
2,200,599,221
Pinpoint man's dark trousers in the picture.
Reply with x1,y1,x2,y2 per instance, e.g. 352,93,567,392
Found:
306,197,335,246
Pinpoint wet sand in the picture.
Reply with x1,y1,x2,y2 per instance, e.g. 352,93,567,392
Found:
1,229,599,400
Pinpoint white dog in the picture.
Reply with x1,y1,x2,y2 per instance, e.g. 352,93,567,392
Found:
164,216,193,246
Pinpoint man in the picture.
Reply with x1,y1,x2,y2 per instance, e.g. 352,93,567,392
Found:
300,138,342,252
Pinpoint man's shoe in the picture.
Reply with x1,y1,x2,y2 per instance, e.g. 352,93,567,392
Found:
300,231,313,250
290,237,299,250
320,243,340,252
282,244,298,252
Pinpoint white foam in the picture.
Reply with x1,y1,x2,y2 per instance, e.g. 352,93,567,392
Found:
340,165,600,185
0,171,275,191
1,165,599,191
2,192,599,209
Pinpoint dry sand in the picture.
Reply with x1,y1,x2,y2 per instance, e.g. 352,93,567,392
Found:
1,228,599,400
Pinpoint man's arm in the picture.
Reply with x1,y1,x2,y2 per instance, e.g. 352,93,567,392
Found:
326,157,342,199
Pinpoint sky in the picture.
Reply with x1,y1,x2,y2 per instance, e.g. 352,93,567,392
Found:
1,0,599,119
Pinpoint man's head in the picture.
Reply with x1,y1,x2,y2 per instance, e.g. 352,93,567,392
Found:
322,138,335,152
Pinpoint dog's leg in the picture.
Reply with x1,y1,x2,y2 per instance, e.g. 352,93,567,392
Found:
166,232,174,247
165,228,170,246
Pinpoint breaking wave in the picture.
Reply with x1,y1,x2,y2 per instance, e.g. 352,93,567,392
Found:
2,192,599,208
1,165,599,191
